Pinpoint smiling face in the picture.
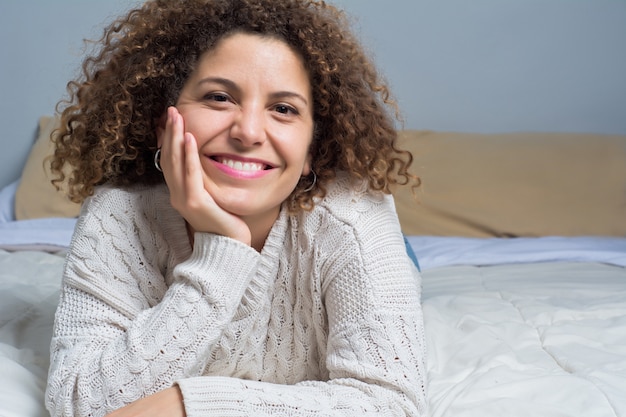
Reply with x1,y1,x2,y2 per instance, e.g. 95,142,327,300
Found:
173,32,314,228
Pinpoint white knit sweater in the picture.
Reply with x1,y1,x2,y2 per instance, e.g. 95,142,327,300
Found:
46,175,427,417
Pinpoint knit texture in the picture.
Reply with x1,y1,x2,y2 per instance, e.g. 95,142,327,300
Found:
46,174,427,416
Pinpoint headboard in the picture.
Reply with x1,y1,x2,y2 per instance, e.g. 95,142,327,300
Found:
394,131,626,237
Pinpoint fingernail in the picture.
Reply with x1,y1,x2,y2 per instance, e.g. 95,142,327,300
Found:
171,111,177,124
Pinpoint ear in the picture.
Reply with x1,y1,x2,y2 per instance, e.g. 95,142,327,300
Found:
155,111,168,148
302,153,312,176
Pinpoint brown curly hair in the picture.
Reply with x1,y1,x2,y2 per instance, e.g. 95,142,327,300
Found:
51,0,418,210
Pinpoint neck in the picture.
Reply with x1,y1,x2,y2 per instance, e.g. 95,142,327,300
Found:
243,207,280,252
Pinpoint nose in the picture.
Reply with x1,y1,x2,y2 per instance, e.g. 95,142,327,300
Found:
230,105,266,147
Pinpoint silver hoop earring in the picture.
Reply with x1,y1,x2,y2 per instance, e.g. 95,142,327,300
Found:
302,170,317,192
154,148,162,172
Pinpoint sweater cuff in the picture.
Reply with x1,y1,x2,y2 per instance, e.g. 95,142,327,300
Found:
176,377,249,416
173,233,260,303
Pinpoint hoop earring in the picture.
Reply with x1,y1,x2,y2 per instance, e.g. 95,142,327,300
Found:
154,148,162,172
302,170,317,192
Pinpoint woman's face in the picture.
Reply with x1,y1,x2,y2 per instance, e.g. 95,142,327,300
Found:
174,32,314,223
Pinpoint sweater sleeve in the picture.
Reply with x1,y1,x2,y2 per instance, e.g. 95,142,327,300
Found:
176,193,428,416
45,188,261,417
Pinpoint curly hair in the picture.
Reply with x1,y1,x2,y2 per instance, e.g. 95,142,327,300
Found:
51,0,418,210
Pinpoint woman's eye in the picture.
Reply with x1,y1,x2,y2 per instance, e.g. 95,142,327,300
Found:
275,104,298,115
205,93,229,102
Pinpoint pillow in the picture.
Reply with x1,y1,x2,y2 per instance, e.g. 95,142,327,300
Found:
0,180,19,223
14,116,81,220
393,130,626,237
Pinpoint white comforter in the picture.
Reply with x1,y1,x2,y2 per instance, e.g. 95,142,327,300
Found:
0,250,65,417
422,261,626,417
1,238,625,417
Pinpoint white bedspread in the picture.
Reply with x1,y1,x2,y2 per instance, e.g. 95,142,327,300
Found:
422,261,626,417
0,238,625,417
0,250,66,417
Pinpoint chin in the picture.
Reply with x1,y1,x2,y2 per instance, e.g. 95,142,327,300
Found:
214,193,264,217
209,184,293,219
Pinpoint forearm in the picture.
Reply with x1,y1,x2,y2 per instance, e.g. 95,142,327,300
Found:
177,259,427,416
46,234,260,417
176,309,426,417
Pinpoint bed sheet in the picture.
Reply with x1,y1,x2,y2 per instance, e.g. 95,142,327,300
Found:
0,180,77,252
408,235,626,270
0,218,77,252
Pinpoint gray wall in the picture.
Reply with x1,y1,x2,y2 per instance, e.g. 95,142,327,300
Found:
337,0,626,135
1,0,138,188
1,0,625,188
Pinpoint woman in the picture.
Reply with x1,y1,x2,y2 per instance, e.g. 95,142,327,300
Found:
46,0,426,416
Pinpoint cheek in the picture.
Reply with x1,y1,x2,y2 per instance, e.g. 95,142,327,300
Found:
178,109,231,140
176,107,200,132
301,130,314,173
276,130,313,167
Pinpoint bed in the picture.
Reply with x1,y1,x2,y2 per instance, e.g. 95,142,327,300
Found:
1,118,625,416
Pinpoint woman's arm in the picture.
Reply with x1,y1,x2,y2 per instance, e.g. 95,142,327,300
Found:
45,190,261,417
104,387,185,417
176,195,428,416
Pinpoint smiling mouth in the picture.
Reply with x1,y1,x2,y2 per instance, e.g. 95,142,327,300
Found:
212,156,272,172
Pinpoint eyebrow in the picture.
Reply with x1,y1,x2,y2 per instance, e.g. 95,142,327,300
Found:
197,77,310,107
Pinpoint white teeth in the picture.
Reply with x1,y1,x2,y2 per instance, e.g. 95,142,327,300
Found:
220,158,265,172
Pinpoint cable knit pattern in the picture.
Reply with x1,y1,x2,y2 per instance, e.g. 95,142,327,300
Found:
46,175,427,417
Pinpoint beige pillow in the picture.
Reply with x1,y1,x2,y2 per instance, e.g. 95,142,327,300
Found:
394,130,626,237
14,116,81,220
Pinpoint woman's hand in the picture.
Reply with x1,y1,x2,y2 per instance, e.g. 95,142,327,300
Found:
157,107,251,246
105,386,186,417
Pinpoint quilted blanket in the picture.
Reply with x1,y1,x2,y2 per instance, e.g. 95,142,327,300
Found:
1,241,625,416
422,261,626,417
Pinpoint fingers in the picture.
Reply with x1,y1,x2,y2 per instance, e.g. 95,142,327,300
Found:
182,131,206,202
159,107,192,216
161,107,185,181
161,107,200,208
159,108,212,225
